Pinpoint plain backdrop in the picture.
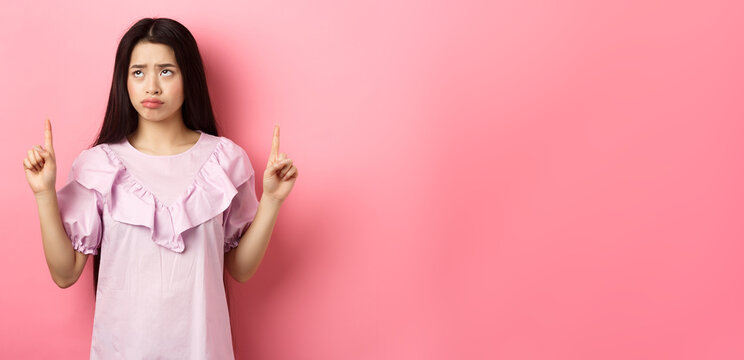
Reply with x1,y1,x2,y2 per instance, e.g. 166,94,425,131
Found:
1,0,743,359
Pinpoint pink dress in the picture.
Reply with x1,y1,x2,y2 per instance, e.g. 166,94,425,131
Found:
55,130,259,359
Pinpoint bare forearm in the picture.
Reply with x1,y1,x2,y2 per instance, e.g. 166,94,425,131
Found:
226,194,282,282
35,190,78,288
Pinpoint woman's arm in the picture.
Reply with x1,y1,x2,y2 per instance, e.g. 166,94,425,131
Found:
24,119,87,289
35,189,87,288
224,195,282,282
225,124,297,283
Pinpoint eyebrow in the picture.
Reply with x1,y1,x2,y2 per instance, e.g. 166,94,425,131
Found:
129,63,177,69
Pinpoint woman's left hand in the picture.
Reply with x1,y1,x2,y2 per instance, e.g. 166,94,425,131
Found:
263,124,298,203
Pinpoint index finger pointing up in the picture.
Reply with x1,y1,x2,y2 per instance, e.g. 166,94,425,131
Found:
44,118,54,152
271,124,280,161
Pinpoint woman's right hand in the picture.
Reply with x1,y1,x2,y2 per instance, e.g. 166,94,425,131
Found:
24,118,57,196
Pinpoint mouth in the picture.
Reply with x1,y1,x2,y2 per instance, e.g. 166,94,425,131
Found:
141,99,164,109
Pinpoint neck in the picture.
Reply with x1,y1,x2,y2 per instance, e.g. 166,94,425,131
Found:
129,112,200,154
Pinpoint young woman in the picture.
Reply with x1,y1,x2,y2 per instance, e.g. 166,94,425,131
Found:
22,17,297,358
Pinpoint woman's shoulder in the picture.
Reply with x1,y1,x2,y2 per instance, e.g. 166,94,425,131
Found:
208,134,250,162
211,134,247,155
208,134,255,186
67,144,124,193
71,144,119,170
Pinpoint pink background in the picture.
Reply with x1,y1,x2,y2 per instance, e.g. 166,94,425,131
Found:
2,0,743,359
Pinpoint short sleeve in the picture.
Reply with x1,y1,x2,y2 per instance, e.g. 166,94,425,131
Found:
222,151,260,253
56,160,104,255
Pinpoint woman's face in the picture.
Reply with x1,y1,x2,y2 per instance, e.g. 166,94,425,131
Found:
127,41,184,123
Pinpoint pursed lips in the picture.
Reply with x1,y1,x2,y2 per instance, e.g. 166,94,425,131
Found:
141,99,164,108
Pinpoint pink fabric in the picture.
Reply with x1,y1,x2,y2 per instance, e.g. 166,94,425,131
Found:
56,130,259,359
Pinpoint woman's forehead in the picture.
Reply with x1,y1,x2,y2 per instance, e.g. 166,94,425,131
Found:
129,42,178,66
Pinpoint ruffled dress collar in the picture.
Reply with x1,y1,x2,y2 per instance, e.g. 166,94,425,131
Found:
70,133,248,253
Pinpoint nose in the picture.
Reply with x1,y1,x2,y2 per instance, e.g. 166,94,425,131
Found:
146,77,161,95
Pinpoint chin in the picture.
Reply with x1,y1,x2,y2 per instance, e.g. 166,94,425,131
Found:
138,108,175,122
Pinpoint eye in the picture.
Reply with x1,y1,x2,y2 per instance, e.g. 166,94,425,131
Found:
161,69,173,76
132,70,143,78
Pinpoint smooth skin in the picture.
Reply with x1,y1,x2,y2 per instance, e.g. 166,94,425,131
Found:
25,41,298,288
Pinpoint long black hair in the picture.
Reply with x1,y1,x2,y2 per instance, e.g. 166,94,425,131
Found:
93,17,219,146
89,17,234,317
